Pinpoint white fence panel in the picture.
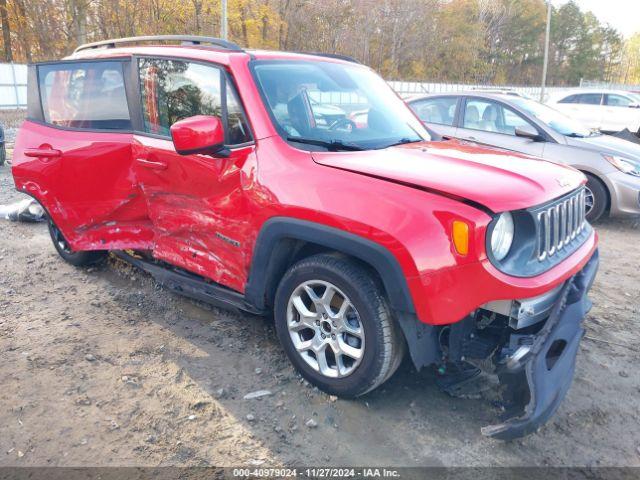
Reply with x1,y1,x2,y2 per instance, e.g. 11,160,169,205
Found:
0,63,28,109
386,80,581,103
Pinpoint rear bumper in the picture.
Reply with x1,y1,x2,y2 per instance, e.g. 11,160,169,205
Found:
481,248,599,440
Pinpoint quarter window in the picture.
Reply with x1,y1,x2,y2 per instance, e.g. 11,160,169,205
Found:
138,58,252,145
38,61,131,130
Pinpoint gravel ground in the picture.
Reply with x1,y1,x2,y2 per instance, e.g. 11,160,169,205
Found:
0,110,26,144
1,152,639,468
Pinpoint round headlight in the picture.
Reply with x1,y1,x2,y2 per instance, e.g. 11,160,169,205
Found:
490,212,514,261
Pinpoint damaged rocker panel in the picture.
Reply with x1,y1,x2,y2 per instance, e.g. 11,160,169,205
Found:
113,251,266,315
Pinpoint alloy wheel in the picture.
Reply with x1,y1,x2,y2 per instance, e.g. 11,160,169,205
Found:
584,186,595,216
50,222,72,253
286,280,365,378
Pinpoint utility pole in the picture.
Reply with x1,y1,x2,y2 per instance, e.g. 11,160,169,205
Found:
540,0,552,102
221,0,228,40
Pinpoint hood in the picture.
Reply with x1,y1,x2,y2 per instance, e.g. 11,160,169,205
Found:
566,133,640,161
312,140,585,213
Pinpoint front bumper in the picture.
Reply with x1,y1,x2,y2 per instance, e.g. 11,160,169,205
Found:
481,248,599,440
606,170,640,216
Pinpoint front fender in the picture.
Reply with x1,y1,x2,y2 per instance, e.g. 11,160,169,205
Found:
245,216,416,314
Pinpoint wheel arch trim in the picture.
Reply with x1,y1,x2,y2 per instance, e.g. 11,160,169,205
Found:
244,217,417,315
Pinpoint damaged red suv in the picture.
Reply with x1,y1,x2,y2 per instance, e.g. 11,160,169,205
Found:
13,36,599,440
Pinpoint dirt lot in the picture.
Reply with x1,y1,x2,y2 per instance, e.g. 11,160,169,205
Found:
1,151,639,468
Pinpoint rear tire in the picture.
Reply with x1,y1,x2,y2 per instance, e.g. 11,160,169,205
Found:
274,253,405,398
48,220,106,266
584,173,608,223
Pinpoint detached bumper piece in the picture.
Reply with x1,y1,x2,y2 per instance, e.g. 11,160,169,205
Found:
481,249,599,440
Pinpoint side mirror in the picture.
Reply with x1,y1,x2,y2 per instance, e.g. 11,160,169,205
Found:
629,102,640,109
515,125,542,141
170,115,226,156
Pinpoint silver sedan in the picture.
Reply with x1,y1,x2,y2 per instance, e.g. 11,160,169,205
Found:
407,92,640,222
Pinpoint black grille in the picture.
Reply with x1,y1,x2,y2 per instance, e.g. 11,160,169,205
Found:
536,188,587,261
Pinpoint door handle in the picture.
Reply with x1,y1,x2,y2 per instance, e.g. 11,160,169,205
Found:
135,158,168,170
24,147,62,159
466,136,477,141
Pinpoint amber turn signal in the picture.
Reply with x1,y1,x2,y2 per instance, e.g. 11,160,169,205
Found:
452,220,469,255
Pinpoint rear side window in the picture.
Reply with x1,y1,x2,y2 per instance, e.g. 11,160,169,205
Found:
138,58,252,144
38,62,131,130
410,97,458,126
576,93,602,105
558,94,579,104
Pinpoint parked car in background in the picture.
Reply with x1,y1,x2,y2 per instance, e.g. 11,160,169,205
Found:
547,89,640,135
470,88,534,99
408,92,640,222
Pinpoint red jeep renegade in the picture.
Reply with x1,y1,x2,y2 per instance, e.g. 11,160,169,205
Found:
13,36,599,440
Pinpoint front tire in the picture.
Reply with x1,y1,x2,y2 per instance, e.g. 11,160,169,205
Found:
274,254,405,398
584,173,608,223
48,220,106,266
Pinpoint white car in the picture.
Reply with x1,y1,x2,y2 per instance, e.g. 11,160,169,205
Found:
548,89,640,135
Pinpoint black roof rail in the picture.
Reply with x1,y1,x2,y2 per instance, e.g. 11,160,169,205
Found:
74,35,244,54
298,52,361,64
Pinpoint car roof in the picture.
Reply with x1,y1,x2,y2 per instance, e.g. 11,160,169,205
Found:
406,92,525,103
66,44,360,68
551,89,638,98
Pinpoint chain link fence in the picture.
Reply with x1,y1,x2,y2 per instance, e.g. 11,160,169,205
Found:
388,81,576,102
579,80,640,91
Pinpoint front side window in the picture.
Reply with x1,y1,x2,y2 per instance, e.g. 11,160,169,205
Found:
138,58,252,144
605,94,633,107
252,60,429,151
139,58,222,137
410,97,458,126
463,99,534,136
38,61,131,130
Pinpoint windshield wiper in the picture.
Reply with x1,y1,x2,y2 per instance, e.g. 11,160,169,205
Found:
287,137,364,151
380,138,423,149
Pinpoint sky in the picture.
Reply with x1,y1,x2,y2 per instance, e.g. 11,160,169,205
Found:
552,0,640,38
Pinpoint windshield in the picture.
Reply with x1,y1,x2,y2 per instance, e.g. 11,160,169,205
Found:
252,60,429,150
510,97,594,138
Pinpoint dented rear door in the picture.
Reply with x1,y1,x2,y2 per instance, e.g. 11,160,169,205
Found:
12,59,152,251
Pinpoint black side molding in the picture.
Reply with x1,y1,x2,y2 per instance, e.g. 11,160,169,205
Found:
114,251,265,315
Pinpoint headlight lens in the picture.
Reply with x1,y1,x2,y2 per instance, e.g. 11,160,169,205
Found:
490,212,514,261
603,154,640,177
